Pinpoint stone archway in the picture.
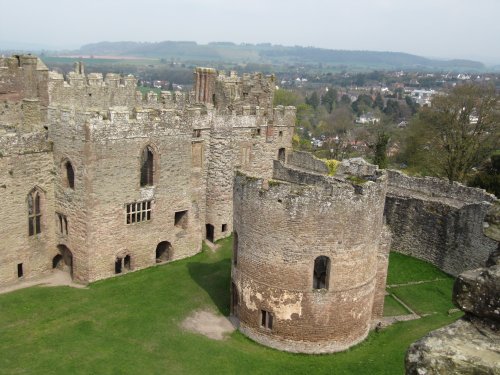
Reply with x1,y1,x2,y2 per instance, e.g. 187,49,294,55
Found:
53,245,73,278
155,241,172,263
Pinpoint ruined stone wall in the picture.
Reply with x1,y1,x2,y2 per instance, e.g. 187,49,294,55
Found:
0,56,49,132
0,132,56,286
48,71,138,109
203,106,295,242
385,170,497,276
287,151,330,174
232,161,388,353
48,107,204,282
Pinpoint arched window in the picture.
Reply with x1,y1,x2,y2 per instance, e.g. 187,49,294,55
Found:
28,189,42,236
140,146,155,187
65,161,75,189
313,256,330,290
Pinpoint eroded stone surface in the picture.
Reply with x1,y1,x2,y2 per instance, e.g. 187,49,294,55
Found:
453,266,500,322
406,318,500,375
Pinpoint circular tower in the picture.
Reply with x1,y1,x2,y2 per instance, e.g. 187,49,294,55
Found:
231,160,389,353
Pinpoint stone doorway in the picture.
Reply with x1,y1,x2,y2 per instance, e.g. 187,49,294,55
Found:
156,241,172,263
206,224,214,243
53,245,73,278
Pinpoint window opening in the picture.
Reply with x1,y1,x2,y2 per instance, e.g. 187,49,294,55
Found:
56,213,68,235
174,210,188,229
126,200,152,224
65,161,75,189
278,148,286,162
140,146,154,186
17,263,23,278
261,310,273,329
313,256,330,289
221,224,227,232
28,190,42,236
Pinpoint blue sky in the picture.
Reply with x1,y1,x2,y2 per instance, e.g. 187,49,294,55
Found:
1,0,499,64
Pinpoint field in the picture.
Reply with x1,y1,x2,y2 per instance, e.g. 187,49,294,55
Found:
0,238,461,375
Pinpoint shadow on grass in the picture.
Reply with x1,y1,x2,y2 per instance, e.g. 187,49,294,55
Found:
187,258,232,316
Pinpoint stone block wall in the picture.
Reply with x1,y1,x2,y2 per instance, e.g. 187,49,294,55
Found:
385,170,497,276
232,161,388,353
0,133,56,286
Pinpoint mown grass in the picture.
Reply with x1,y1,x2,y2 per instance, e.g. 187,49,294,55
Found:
387,252,449,285
383,295,410,316
0,239,460,375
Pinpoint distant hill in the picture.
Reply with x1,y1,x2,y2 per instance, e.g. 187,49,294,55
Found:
72,41,484,71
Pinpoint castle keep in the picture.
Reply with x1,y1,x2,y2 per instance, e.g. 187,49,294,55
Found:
232,156,392,353
0,55,294,284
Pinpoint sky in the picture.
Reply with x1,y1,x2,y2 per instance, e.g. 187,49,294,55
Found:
1,0,500,64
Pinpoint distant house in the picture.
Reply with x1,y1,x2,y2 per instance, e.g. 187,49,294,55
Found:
356,113,380,125
409,89,437,106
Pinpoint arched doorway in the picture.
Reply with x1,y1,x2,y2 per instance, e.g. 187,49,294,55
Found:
155,241,172,263
53,245,73,278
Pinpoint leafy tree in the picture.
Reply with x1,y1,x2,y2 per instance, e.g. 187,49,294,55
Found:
373,131,390,169
469,151,500,197
373,93,384,111
384,99,402,121
352,94,373,116
340,94,351,106
405,95,420,115
305,91,320,110
402,84,499,182
321,88,338,113
274,89,302,107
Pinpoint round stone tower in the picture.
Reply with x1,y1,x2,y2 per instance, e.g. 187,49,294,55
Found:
231,159,390,353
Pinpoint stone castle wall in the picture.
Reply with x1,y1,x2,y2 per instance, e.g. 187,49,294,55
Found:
232,160,389,353
0,54,295,286
0,132,56,285
385,170,497,276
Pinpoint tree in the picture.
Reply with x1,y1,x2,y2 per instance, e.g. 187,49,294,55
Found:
373,93,384,111
321,87,338,113
274,89,302,107
306,91,320,110
373,131,390,169
403,84,499,182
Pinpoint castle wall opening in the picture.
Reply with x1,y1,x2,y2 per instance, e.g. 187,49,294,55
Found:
155,241,172,263
313,256,330,289
206,224,214,243
53,245,73,277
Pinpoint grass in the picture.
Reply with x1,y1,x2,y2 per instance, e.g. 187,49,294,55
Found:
0,238,460,375
383,295,410,316
387,252,450,285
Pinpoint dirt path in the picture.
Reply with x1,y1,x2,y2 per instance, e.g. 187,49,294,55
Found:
0,270,87,295
181,309,235,340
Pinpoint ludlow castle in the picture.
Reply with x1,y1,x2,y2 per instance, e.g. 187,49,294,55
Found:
0,55,497,353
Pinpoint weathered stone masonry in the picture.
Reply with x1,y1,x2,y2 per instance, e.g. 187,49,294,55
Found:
232,157,391,353
0,56,295,285
385,170,497,276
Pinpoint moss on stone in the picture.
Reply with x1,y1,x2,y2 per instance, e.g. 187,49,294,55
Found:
346,175,368,185
321,159,340,176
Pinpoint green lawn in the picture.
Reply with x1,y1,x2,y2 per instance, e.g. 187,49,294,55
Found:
387,252,449,285
0,239,460,375
383,295,410,317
